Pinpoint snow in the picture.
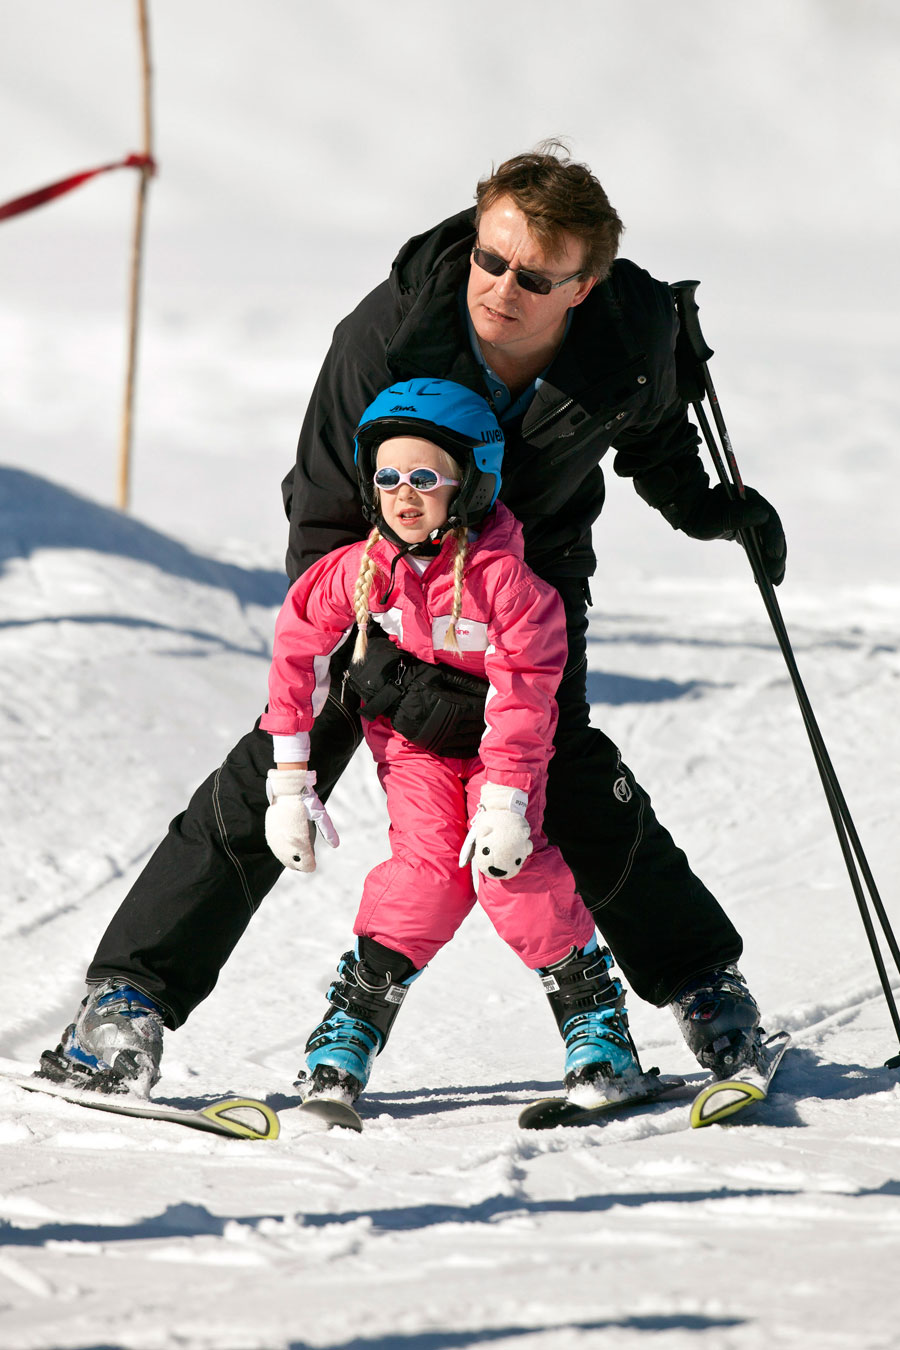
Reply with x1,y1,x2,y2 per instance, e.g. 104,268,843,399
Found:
2,2,900,1347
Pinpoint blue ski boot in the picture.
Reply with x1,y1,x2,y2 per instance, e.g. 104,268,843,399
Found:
40,980,165,1096
300,937,421,1105
537,937,641,1100
670,963,762,1077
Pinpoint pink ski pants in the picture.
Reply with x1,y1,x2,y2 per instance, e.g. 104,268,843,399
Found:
354,723,594,971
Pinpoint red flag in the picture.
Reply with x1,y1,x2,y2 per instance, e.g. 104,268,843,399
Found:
0,153,156,223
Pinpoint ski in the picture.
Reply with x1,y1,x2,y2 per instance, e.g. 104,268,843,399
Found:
296,1095,363,1132
2,1071,279,1141
518,1069,688,1131
690,1029,791,1128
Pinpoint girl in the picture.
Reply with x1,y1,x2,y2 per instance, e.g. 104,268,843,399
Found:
260,379,641,1108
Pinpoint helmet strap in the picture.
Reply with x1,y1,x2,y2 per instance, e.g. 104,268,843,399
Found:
376,524,453,604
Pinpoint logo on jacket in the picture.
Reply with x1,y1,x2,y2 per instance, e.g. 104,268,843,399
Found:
613,775,633,803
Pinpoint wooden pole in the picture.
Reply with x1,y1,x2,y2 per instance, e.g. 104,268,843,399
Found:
117,0,154,512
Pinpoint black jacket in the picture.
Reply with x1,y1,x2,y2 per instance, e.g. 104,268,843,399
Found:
281,207,709,585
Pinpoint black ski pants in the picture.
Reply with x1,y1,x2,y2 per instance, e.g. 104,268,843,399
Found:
87,578,742,1027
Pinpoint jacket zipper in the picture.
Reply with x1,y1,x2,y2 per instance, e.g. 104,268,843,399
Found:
527,397,573,437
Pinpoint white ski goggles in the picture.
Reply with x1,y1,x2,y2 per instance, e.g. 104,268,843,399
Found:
373,466,460,493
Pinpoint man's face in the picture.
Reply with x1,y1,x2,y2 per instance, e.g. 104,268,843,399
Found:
466,195,596,366
375,436,457,545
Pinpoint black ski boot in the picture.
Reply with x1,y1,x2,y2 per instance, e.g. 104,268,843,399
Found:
537,938,642,1098
670,964,762,1077
299,937,421,1104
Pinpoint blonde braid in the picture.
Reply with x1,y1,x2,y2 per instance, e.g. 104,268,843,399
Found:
443,527,469,651
351,528,382,663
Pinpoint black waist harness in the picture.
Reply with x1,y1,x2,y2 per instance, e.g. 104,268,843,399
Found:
344,623,488,759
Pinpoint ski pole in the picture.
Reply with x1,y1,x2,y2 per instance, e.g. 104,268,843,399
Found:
670,280,900,1068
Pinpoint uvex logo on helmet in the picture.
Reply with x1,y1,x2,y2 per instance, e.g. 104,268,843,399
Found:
354,379,505,539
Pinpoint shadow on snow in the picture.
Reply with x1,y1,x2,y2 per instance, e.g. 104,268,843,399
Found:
0,1186,808,1247
284,1317,748,1348
0,465,286,610
585,670,722,705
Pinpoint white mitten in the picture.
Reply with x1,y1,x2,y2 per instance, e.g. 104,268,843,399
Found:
265,769,340,873
459,783,533,881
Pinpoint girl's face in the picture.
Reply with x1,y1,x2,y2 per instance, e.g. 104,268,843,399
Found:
375,436,458,545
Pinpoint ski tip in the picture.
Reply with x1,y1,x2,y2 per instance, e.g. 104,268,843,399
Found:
690,1081,765,1129
200,1098,280,1140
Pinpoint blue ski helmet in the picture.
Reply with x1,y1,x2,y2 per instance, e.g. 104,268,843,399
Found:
354,379,504,532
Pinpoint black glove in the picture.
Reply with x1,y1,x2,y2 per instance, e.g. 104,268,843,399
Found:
682,484,786,586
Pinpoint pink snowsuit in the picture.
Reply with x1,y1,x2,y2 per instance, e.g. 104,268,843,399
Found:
261,502,594,971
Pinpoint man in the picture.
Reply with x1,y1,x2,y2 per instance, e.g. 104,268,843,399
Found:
45,143,785,1096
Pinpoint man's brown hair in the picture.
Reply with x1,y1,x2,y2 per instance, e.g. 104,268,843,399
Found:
475,139,624,282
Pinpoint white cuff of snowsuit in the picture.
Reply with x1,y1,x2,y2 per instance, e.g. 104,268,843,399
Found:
271,732,311,764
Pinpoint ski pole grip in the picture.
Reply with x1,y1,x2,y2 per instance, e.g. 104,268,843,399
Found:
671,281,715,364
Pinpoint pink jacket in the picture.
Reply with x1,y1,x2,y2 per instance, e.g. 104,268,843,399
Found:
261,503,567,794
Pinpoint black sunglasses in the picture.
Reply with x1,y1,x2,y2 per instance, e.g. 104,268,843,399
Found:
472,244,583,296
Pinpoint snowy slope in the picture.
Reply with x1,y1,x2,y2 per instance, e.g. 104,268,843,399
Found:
2,468,899,1350
2,2,900,1348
